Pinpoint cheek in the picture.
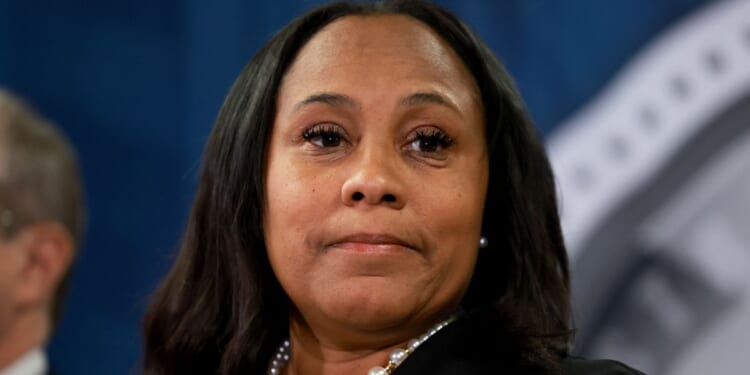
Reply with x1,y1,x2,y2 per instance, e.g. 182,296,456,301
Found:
421,162,487,273
0,255,17,322
266,162,330,230
423,166,487,235
263,154,333,271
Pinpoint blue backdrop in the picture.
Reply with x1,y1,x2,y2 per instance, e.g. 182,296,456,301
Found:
0,1,707,374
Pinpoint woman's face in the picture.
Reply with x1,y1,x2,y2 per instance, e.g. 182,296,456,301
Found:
264,15,488,334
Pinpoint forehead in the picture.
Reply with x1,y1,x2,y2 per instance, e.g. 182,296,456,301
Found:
280,15,480,104
277,15,483,117
301,15,454,64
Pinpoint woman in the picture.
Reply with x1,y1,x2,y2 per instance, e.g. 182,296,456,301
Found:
144,1,644,374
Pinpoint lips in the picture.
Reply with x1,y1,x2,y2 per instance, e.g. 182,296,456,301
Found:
327,232,418,252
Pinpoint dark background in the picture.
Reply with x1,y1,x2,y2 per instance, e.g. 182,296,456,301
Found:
0,1,707,373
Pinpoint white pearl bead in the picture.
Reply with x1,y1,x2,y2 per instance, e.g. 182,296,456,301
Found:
368,366,388,375
479,236,489,248
408,339,420,350
389,348,408,364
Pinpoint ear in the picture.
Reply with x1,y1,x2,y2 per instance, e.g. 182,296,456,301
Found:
14,222,74,308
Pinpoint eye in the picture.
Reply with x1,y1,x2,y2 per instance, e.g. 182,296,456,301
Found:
302,124,345,148
406,128,455,153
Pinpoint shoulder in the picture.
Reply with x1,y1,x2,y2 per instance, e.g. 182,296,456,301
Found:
561,356,646,375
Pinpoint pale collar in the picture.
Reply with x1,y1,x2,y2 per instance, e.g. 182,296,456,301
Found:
0,349,47,375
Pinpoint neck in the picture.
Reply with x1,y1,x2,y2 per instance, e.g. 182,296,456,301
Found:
281,310,458,375
286,333,405,375
285,318,405,375
0,310,48,369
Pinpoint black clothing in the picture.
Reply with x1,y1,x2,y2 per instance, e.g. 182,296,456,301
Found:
394,310,645,375
562,357,644,375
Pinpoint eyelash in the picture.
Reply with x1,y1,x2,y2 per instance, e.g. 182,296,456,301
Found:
302,124,345,148
301,124,455,154
408,128,455,153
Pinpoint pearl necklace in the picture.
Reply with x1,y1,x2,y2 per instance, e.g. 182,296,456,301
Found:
267,314,458,375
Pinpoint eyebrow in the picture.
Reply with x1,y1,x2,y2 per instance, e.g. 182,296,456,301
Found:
292,91,461,113
293,93,358,112
399,92,459,113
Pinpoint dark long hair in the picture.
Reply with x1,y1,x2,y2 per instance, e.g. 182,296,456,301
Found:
143,1,570,374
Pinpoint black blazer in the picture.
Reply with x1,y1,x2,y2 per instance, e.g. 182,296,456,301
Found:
393,310,645,375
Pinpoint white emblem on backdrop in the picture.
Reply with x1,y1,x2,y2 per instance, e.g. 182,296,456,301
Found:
547,1,750,374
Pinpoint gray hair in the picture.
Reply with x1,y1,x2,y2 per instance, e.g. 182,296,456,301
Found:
0,89,84,243
0,88,84,325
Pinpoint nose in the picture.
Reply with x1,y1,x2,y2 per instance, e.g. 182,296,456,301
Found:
341,149,405,209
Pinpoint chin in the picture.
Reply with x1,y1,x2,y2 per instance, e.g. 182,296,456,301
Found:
316,280,423,330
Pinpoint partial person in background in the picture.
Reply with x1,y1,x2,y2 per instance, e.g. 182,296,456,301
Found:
0,89,84,375
143,1,644,374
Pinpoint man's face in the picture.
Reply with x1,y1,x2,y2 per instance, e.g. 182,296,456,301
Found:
0,149,16,337
0,228,26,339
